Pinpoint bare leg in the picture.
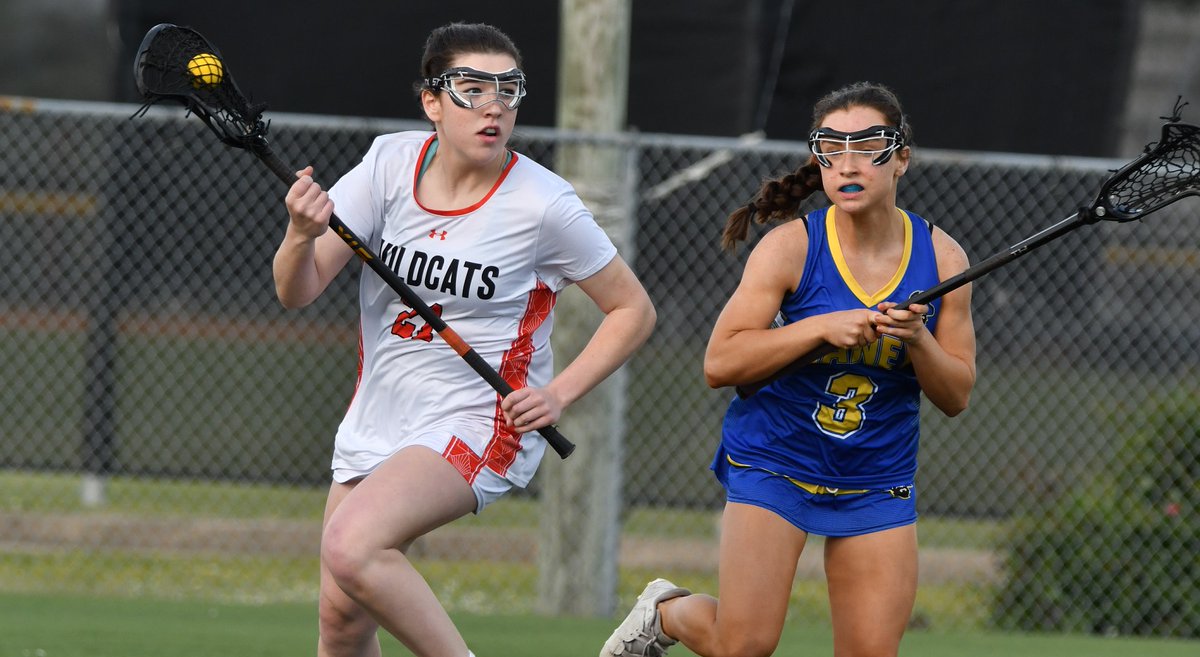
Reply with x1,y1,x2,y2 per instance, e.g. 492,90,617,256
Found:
320,445,479,657
318,480,381,657
659,502,807,657
825,524,918,657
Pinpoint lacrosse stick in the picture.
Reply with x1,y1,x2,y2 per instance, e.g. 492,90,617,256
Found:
132,23,575,458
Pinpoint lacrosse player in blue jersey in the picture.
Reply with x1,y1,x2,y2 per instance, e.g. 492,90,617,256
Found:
603,82,976,657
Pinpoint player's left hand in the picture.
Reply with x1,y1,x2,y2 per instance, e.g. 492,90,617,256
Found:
872,301,931,345
501,386,563,433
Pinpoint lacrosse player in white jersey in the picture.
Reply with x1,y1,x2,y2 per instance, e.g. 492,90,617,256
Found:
273,21,656,657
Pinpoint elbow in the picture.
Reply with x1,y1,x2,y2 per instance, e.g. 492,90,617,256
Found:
274,287,312,311
927,359,975,417
617,298,655,351
628,293,657,346
703,359,732,389
275,288,296,310
942,404,967,418
936,392,971,418
702,342,745,389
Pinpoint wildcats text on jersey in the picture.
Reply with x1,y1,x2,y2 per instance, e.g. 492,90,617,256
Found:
379,240,498,300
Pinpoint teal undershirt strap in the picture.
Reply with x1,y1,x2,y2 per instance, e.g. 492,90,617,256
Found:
417,138,512,184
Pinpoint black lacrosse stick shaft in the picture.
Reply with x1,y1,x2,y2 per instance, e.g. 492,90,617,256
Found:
249,140,576,458
735,211,1092,398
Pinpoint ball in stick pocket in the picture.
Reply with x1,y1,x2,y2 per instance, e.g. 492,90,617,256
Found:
186,53,224,89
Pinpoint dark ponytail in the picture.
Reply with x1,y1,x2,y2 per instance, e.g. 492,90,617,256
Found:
720,158,824,251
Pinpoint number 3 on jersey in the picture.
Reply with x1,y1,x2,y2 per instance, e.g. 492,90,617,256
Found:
391,302,443,342
813,372,877,439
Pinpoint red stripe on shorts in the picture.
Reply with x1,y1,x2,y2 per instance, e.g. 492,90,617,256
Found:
442,435,484,484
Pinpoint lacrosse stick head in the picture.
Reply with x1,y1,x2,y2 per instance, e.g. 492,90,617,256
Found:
1087,110,1200,223
133,23,268,150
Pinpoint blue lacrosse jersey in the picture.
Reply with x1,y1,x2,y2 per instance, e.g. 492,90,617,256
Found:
717,206,943,490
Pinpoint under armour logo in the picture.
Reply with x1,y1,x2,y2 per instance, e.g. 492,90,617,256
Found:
429,229,447,240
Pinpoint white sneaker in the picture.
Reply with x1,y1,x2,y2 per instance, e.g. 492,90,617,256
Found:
600,578,691,656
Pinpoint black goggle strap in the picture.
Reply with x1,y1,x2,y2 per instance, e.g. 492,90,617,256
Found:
425,67,527,109
808,124,905,167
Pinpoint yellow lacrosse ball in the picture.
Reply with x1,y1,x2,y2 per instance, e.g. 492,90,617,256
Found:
186,53,224,88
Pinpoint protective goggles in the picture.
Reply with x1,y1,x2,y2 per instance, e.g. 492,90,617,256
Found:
808,125,905,167
426,67,527,110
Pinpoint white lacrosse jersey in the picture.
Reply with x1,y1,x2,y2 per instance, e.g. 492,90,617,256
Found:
326,132,616,488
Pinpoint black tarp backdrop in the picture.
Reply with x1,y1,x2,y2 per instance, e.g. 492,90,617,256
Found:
114,0,1140,157
112,1,565,126
765,0,1143,157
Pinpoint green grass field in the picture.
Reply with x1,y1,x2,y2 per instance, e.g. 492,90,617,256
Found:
0,470,1002,547
2,592,1196,657
0,471,1000,624
1,472,1197,656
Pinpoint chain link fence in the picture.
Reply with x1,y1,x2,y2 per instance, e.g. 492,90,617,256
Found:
1,98,1197,637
